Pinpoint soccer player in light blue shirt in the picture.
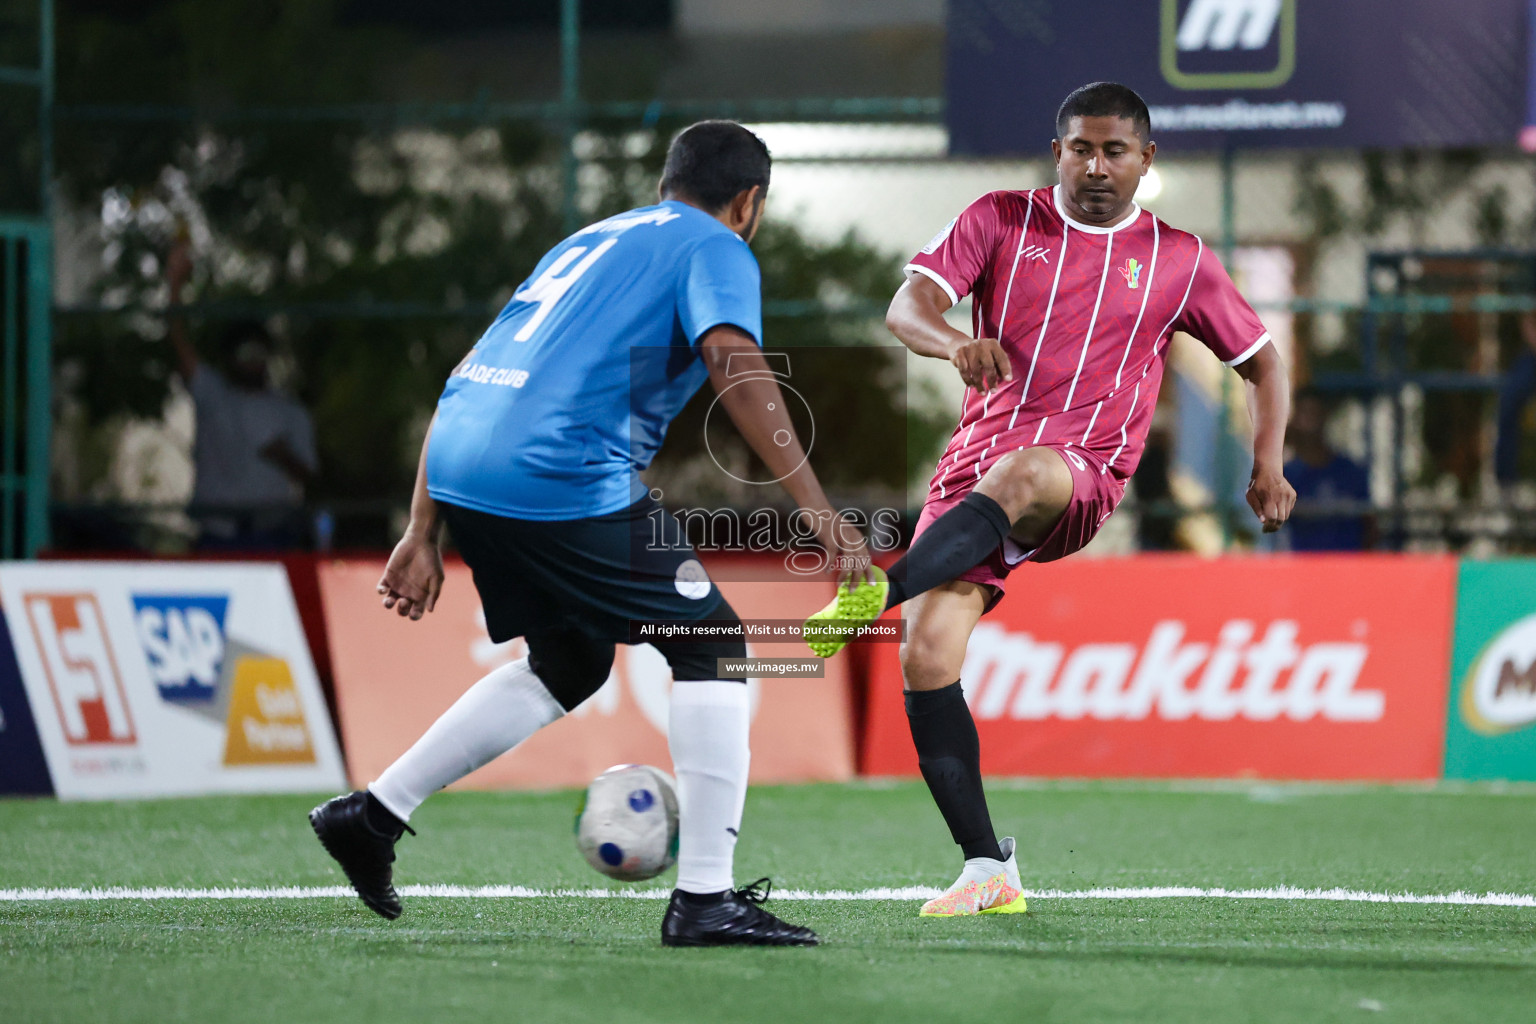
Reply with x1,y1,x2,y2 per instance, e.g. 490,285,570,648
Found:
426,198,768,519
312,122,870,948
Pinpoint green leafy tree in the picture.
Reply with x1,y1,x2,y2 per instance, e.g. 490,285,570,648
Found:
50,0,945,546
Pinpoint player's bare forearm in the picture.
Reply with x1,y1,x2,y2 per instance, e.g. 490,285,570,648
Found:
378,412,446,619
1235,342,1287,472
701,327,871,576
886,277,965,359
404,412,441,542
701,328,823,504
165,241,200,382
1233,341,1296,532
887,276,1012,391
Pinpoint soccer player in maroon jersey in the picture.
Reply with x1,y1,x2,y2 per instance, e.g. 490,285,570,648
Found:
825,82,1296,916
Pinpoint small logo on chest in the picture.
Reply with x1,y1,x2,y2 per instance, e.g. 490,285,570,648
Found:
1020,245,1052,264
1119,257,1143,289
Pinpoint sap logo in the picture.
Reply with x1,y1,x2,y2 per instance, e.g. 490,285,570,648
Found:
131,595,229,704
1462,612,1536,736
1161,0,1295,90
24,593,136,745
960,619,1381,723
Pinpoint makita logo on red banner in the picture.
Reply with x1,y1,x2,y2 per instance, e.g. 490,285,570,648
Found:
961,620,1380,723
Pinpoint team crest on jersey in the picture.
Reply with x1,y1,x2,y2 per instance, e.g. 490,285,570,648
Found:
1119,258,1143,290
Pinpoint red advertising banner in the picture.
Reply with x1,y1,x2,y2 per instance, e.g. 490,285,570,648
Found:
320,555,854,790
863,555,1457,780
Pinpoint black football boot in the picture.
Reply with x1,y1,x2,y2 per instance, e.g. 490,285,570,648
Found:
661,878,819,947
309,791,414,920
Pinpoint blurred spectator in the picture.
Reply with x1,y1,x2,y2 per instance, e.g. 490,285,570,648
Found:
1495,310,1536,487
167,243,318,548
1131,423,1179,551
1283,390,1374,551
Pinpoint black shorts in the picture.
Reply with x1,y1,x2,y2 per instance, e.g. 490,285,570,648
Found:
439,496,725,644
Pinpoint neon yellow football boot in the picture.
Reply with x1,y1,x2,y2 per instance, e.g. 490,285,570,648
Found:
919,837,1028,917
802,565,890,658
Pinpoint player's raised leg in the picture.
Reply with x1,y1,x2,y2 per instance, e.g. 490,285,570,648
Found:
892,447,1073,611
805,447,1073,657
898,448,1072,916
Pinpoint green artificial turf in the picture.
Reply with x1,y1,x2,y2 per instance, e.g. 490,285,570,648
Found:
2,781,1534,1023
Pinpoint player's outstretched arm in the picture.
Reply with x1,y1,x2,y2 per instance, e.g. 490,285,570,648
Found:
165,239,200,383
885,275,1011,392
1233,342,1296,534
378,411,446,620
699,326,873,582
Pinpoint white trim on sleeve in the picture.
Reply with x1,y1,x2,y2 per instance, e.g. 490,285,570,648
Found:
903,263,960,307
1223,331,1272,367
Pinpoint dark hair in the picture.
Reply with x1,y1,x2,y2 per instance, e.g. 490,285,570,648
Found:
1056,82,1152,143
659,120,771,212
219,319,273,355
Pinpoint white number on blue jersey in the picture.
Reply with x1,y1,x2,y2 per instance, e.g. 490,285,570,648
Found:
512,239,619,342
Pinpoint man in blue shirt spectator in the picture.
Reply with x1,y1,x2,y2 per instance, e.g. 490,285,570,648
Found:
1284,390,1375,551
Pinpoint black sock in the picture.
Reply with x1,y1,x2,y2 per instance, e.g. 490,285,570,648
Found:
905,682,1002,862
674,888,731,905
885,492,1012,610
364,790,407,837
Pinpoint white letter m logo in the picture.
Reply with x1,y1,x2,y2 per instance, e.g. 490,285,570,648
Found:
1176,0,1282,51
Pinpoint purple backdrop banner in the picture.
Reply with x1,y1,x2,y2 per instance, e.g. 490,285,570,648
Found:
1526,0,1536,150
948,0,1530,154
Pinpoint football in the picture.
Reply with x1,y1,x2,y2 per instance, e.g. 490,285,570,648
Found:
574,764,680,882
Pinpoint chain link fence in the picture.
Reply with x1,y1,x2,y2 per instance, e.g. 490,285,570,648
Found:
20,10,1536,557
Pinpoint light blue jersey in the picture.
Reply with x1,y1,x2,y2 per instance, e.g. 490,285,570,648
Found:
426,200,762,520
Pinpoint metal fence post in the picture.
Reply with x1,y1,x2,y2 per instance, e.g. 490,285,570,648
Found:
24,224,51,555
40,0,54,219
560,0,581,236
1215,145,1239,546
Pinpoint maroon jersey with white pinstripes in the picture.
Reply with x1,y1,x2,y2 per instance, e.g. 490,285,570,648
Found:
905,185,1269,500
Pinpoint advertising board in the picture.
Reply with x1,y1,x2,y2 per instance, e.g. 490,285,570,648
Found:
863,555,1457,780
948,0,1530,152
0,562,346,799
1444,560,1536,781
0,607,52,795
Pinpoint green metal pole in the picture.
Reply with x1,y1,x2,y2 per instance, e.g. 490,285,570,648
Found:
40,0,54,218
3,238,16,557
1219,146,1236,264
20,0,55,556
24,225,51,556
560,0,581,235
1215,146,1238,547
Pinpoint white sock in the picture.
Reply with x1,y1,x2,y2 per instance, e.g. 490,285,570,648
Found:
950,837,1020,891
669,680,751,894
369,657,564,822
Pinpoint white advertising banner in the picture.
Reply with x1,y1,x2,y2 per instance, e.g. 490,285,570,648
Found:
0,562,346,799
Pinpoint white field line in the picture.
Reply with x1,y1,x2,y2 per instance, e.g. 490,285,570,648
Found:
1,884,1534,908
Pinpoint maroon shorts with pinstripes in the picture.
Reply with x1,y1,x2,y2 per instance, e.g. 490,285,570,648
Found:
911,443,1126,607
